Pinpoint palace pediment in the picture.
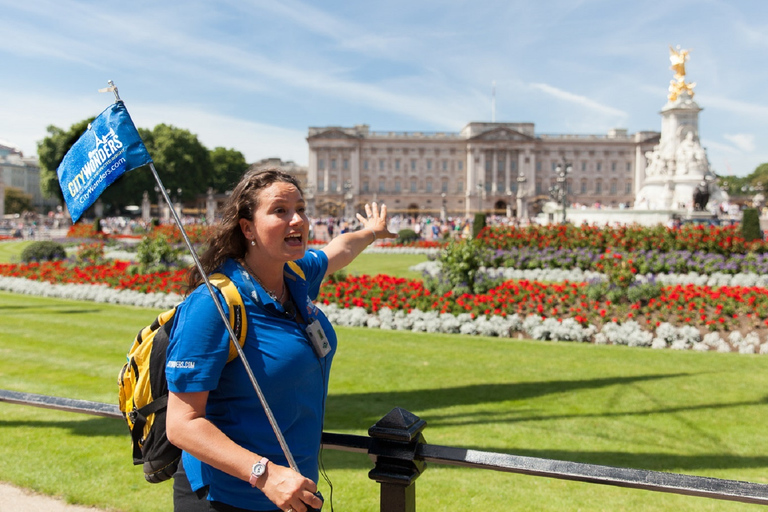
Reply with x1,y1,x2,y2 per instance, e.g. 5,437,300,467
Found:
307,128,359,140
468,127,534,142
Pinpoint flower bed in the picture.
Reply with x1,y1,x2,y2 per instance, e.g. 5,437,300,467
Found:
67,223,213,244
483,246,768,275
478,224,768,255
318,273,766,333
1,249,766,353
0,261,188,295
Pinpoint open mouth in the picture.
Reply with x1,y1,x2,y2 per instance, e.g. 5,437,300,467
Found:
285,232,303,246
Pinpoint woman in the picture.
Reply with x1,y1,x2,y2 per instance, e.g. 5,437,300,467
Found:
166,169,395,511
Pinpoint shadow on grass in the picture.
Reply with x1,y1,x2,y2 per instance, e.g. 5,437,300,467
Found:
320,444,768,476
0,304,104,314
326,373,692,428
0,416,125,437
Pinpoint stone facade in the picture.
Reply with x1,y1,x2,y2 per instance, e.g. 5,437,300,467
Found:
306,123,659,218
0,142,54,215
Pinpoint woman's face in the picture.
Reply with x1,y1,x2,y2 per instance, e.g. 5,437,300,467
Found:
240,181,309,263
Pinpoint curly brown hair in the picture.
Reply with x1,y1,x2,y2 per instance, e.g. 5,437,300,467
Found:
186,168,302,292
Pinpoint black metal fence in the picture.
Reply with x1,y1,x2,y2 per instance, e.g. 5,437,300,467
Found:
2,389,768,510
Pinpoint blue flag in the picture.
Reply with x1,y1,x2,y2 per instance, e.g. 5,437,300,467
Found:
57,101,152,222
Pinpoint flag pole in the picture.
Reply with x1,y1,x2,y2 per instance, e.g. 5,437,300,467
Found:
103,82,299,473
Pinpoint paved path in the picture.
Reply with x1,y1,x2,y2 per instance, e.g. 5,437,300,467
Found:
0,482,106,511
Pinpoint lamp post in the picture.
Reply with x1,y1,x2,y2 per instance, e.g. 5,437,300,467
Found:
174,187,183,218
343,180,353,220
516,171,528,221
440,192,447,222
476,181,484,214
550,159,572,223
305,184,315,218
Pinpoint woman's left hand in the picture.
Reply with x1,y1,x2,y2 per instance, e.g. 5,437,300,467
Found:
355,202,396,240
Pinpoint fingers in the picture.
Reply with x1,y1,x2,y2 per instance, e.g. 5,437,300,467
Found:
263,465,318,512
286,490,323,512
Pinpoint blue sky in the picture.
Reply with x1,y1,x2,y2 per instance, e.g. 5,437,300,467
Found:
1,0,766,176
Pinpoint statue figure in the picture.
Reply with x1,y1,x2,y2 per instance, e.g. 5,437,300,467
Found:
753,192,765,210
645,150,662,177
669,45,689,80
667,45,696,101
668,79,696,101
675,132,696,175
693,181,710,211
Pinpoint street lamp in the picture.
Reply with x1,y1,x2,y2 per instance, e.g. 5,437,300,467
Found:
440,192,447,222
551,158,572,223
304,184,315,217
476,181,484,214
343,180,353,220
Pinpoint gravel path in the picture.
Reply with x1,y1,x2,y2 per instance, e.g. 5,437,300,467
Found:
0,482,107,511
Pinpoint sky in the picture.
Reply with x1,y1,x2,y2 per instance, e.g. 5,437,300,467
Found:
1,0,766,177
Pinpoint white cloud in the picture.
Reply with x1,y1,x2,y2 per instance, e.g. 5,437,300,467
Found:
723,133,755,152
529,82,627,119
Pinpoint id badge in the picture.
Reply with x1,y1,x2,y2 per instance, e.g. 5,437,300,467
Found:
306,319,331,358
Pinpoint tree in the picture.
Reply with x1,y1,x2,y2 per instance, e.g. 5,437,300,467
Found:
4,186,33,214
37,118,95,204
37,120,214,216
138,124,212,203
747,163,768,190
209,147,248,193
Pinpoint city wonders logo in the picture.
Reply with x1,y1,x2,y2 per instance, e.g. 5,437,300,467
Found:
66,127,125,198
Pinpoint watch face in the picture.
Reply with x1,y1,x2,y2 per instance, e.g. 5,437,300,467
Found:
253,462,265,477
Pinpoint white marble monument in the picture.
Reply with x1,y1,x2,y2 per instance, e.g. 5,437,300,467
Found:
635,46,724,211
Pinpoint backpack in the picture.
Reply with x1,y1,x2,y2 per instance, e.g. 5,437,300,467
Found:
117,273,247,483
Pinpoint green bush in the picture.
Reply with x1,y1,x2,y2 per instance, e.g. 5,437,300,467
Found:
75,242,107,266
437,238,489,294
396,228,419,244
741,208,763,242
130,235,182,274
20,241,67,262
472,213,487,238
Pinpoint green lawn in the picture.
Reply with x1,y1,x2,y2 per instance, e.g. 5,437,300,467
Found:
337,250,430,280
2,291,768,511
0,241,30,263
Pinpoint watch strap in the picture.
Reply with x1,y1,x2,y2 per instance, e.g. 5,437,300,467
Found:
249,457,269,487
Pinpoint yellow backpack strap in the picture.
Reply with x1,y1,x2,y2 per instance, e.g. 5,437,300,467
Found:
285,261,306,281
209,273,247,363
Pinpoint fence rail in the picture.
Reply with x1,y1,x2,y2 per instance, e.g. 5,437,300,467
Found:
3,389,768,510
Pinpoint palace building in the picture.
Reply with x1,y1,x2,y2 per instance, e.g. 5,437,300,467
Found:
306,122,660,218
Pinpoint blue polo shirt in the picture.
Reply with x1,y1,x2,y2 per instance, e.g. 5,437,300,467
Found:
166,250,336,510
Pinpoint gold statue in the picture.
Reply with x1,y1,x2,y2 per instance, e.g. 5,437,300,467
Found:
668,45,696,101
669,45,688,80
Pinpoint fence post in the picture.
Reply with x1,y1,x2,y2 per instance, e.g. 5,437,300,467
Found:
367,407,428,512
